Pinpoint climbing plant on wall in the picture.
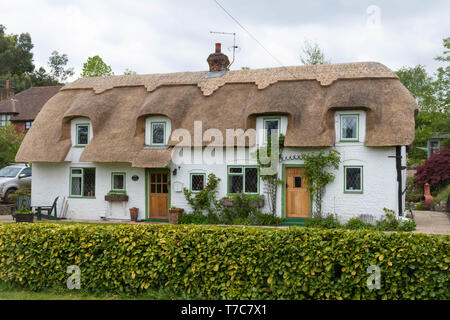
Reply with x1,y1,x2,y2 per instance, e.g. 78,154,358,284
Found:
300,150,341,216
256,133,285,214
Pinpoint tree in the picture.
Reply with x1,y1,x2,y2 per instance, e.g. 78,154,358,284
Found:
396,65,437,111
123,68,136,75
48,51,74,83
0,25,34,76
300,40,330,65
397,37,450,166
414,149,450,190
81,55,114,77
434,37,449,114
0,123,25,168
29,67,60,87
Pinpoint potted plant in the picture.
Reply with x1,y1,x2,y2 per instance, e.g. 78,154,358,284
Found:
169,207,184,224
129,207,139,222
15,208,34,223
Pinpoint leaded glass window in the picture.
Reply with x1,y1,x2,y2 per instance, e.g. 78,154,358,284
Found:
191,173,205,191
344,166,363,193
151,122,165,145
76,124,89,146
341,115,359,141
70,168,96,197
263,118,280,143
228,166,259,194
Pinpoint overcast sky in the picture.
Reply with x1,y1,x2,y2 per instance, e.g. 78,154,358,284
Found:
1,0,449,82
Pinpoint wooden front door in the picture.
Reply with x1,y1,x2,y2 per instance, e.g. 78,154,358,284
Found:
286,167,310,218
148,171,169,220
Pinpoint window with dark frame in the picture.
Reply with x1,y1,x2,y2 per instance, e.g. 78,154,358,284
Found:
263,118,280,143
191,174,205,191
345,166,362,193
70,168,96,197
228,166,259,194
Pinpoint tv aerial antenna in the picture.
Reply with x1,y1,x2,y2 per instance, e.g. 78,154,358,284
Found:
210,31,240,68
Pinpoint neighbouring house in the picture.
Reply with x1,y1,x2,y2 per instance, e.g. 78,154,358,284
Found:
15,44,418,223
0,84,62,133
426,133,449,158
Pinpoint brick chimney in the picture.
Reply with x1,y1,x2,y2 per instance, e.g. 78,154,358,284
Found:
0,79,14,101
207,43,230,72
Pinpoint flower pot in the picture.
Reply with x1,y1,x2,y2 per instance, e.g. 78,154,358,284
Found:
105,194,129,202
169,208,184,224
15,213,34,223
219,199,236,207
129,208,139,222
249,199,265,208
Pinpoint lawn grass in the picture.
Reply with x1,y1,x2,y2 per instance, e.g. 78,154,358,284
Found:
0,283,192,300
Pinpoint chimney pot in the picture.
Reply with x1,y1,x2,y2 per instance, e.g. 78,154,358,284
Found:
215,43,221,53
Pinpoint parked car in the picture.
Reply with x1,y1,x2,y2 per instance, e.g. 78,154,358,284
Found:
0,164,32,203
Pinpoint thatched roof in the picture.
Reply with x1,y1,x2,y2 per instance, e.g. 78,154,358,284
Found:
16,62,418,167
0,86,62,121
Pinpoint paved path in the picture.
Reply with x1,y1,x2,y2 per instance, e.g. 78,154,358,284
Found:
412,210,450,235
0,215,14,223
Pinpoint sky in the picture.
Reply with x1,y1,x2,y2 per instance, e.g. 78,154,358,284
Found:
1,0,449,82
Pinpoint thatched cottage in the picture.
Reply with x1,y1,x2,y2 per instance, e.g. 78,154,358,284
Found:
15,44,418,223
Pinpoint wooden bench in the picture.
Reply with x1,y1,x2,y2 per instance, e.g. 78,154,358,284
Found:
34,196,59,220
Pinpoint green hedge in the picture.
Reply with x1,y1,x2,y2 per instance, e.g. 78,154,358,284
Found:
0,223,449,299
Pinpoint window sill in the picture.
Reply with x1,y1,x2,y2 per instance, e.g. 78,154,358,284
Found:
68,196,96,199
343,191,363,194
73,145,86,148
144,145,169,149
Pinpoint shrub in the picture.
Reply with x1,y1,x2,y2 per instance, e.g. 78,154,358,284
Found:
405,176,423,202
414,149,450,187
434,183,450,204
252,212,285,226
397,219,416,232
415,203,430,211
0,223,448,299
177,212,208,225
303,214,341,229
344,218,374,230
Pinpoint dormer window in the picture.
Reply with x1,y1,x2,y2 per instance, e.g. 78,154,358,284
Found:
340,114,359,142
263,117,280,143
145,116,171,146
76,123,90,146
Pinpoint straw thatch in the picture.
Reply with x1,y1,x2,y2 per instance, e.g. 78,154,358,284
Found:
16,62,418,167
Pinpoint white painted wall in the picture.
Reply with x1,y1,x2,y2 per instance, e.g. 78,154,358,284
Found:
31,162,146,221
31,111,404,222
